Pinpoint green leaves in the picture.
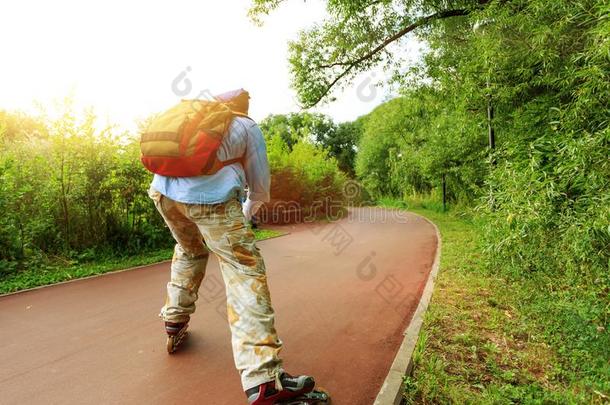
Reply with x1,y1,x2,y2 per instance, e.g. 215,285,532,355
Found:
253,0,610,397
260,112,360,175
251,0,481,106
355,87,487,200
260,114,348,219
0,106,172,270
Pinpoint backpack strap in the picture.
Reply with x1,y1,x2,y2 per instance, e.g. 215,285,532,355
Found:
221,157,244,167
203,156,243,175
203,111,251,173
223,111,253,167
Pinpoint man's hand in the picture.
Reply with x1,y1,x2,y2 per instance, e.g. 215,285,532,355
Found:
242,198,264,222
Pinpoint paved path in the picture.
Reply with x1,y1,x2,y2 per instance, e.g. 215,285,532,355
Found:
0,207,438,405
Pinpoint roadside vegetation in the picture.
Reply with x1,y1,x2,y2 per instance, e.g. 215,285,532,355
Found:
260,113,352,222
379,198,609,404
249,0,609,401
0,228,283,294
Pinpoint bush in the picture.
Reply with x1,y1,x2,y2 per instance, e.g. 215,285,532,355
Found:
261,130,348,223
0,106,173,281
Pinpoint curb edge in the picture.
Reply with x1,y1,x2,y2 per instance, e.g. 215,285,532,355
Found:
373,212,442,405
0,260,173,298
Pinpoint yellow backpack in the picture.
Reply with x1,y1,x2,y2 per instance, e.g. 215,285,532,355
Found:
140,100,248,176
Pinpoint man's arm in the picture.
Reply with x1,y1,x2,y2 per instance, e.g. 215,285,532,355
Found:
242,121,270,221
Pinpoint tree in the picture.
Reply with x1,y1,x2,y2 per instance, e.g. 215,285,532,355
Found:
249,0,490,107
260,112,335,149
260,112,360,175
331,119,364,176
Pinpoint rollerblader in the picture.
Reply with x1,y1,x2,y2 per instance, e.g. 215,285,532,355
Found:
143,89,329,404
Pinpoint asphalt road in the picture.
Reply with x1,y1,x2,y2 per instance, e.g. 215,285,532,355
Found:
0,207,438,405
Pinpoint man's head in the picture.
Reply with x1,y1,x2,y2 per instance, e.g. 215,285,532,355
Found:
215,88,250,115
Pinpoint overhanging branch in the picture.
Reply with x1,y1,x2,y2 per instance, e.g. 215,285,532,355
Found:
320,9,469,69
308,8,471,107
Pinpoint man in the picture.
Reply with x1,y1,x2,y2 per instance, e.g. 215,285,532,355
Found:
147,89,315,404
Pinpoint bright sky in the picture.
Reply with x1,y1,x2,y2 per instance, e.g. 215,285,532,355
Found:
0,0,423,129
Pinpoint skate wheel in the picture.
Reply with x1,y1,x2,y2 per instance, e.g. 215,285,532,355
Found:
166,336,176,354
312,388,331,404
166,328,188,354
278,388,331,405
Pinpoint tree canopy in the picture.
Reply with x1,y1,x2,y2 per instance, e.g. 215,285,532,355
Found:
249,0,490,107
260,112,362,175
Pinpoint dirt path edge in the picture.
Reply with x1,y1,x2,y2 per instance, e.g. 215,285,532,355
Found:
373,212,442,405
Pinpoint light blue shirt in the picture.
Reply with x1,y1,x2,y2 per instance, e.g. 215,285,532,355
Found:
151,117,270,204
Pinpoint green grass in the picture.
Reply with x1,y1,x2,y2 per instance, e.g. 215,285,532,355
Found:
252,227,285,241
377,198,609,405
0,227,285,295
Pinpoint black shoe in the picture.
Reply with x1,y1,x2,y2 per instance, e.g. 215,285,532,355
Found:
246,372,315,404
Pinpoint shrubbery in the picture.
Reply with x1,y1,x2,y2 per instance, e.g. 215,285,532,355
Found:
355,90,487,203
259,116,349,223
0,106,171,276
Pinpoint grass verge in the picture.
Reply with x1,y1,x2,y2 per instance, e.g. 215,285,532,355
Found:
376,197,609,405
0,227,284,295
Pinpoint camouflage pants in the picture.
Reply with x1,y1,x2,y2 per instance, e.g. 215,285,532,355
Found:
148,187,283,390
